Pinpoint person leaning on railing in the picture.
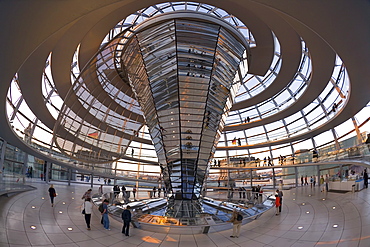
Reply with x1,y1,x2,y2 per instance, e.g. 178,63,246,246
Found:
365,134,370,152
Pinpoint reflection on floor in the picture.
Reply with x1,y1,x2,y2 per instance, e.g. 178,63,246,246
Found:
1,180,370,246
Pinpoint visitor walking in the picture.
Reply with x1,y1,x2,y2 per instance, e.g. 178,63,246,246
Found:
229,209,242,238
121,205,132,236
82,198,93,230
48,184,57,207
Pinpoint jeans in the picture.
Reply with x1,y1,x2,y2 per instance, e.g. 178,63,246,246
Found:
103,214,109,229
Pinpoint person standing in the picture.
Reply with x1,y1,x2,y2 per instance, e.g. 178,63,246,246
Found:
98,185,103,196
276,189,283,213
121,205,132,236
121,185,126,197
320,175,325,192
48,184,56,207
132,186,137,199
301,176,304,186
101,199,110,230
81,188,92,200
325,174,329,192
275,193,281,215
365,133,370,152
364,169,368,189
229,209,242,238
152,186,157,198
82,198,93,230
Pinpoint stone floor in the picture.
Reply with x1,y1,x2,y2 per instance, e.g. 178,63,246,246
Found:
1,180,369,247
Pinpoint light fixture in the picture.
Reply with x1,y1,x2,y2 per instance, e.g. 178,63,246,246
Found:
306,211,310,214
62,202,66,204
333,224,338,228
301,202,305,206
30,225,37,230
67,227,73,231
322,198,326,201
332,206,336,209
59,211,63,214
293,198,296,201
31,206,36,209
41,197,44,200
72,197,74,199
308,194,311,197
297,226,303,230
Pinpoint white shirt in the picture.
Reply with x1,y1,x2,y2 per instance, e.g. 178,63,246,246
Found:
82,201,93,214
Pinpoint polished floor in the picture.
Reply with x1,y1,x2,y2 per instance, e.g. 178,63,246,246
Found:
1,181,370,247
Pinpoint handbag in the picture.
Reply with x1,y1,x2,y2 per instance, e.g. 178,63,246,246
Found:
53,193,57,197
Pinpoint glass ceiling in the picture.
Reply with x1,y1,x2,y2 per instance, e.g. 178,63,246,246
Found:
5,1,369,175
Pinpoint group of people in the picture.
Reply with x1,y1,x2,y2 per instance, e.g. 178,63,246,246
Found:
92,192,132,235
319,174,330,192
274,189,283,215
47,185,133,235
150,186,164,198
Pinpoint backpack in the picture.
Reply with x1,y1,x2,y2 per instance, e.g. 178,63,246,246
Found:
98,203,104,213
237,213,243,221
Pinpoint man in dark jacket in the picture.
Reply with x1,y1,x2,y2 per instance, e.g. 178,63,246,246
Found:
121,206,132,236
364,169,368,189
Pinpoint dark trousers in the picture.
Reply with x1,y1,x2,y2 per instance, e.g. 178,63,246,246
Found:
279,198,283,212
84,214,91,228
122,220,130,236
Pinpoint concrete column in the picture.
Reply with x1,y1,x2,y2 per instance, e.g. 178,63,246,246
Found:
67,168,71,186
90,173,93,188
45,161,51,183
295,167,298,187
0,140,6,182
317,165,321,185
250,169,253,188
272,168,276,189
22,152,29,184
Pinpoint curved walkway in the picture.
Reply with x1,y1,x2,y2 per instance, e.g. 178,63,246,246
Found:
1,181,370,246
